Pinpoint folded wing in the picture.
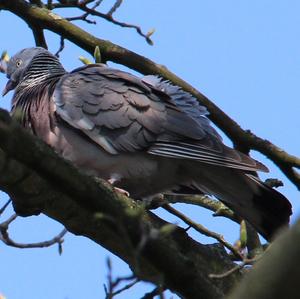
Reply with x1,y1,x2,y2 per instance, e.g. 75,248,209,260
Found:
53,64,267,172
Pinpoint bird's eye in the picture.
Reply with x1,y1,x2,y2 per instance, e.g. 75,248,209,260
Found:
16,59,22,67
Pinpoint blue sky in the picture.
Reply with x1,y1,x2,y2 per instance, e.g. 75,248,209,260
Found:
0,1,299,298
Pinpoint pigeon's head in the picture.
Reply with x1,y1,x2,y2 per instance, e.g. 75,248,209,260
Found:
2,47,51,96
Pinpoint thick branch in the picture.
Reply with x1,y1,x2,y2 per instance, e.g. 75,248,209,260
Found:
228,220,300,299
0,0,298,189
30,25,48,48
0,109,241,299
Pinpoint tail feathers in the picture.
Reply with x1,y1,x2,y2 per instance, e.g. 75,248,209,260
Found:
243,175,292,240
191,165,292,241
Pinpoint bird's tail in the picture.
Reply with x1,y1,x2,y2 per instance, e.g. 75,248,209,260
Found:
189,164,292,241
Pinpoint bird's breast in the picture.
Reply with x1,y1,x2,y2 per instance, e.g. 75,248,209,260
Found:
47,122,182,197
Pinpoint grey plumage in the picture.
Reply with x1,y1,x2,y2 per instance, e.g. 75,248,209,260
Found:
2,47,292,240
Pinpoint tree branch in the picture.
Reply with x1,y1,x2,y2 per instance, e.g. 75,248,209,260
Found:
29,0,43,6
0,213,67,250
51,0,153,44
166,195,238,223
163,204,243,260
76,2,154,45
30,25,48,48
107,0,122,16
0,109,241,299
210,257,257,279
0,198,11,215
0,0,298,189
141,286,166,299
227,220,300,299
104,259,139,299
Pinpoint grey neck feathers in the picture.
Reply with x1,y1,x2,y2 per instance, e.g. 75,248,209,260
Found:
12,53,65,121
17,53,66,91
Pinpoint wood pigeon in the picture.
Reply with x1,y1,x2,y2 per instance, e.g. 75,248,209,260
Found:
2,47,292,240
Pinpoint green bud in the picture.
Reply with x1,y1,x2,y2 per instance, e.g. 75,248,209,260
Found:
94,46,101,63
1,50,9,62
146,28,155,38
239,220,247,248
79,56,93,65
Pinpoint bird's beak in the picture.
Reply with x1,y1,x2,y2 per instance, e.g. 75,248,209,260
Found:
2,79,16,97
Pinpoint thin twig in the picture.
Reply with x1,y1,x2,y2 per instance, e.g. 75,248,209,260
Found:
53,0,95,8
104,257,138,299
209,257,259,279
79,4,154,45
264,178,283,188
0,213,18,226
55,36,65,57
111,278,139,297
47,0,53,9
66,14,96,24
0,214,67,249
53,0,153,44
166,194,238,223
163,204,243,260
0,199,12,215
244,221,264,259
80,0,96,5
107,0,122,16
66,0,101,24
29,0,43,6
141,286,167,299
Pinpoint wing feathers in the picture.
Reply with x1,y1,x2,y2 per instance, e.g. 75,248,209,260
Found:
149,142,268,172
54,65,268,173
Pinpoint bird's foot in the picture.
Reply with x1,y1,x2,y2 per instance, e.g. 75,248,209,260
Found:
113,186,130,197
108,178,130,197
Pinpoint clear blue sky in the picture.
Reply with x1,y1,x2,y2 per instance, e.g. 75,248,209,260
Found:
1,1,299,298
